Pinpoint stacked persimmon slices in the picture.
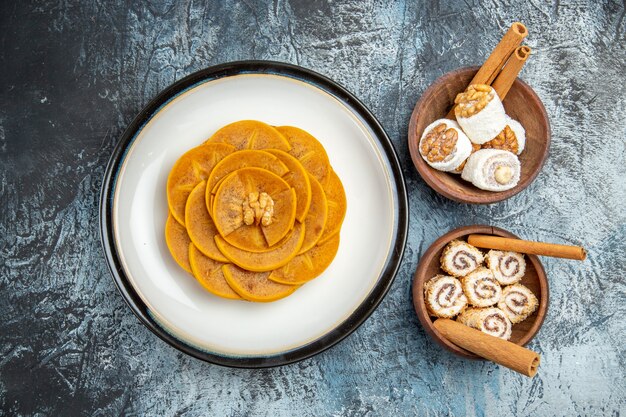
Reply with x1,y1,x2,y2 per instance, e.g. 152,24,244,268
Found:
165,120,346,302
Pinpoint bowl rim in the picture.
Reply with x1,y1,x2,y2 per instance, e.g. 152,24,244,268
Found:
408,66,551,204
411,224,549,359
99,60,409,368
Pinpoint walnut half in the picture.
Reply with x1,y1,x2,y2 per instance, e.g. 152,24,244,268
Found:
419,123,459,163
242,192,275,226
454,84,494,118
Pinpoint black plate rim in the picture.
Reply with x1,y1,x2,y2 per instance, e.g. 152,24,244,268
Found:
99,60,408,368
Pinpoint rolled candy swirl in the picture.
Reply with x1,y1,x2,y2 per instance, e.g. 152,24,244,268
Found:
423,275,468,318
457,307,512,340
498,283,539,324
481,117,526,155
419,119,473,173
454,84,507,144
461,149,521,192
486,250,526,285
461,267,502,307
440,240,484,277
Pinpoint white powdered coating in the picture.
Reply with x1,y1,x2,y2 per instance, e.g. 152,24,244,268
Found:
456,93,507,144
498,284,539,324
461,149,521,191
419,119,472,173
486,250,526,285
506,117,526,155
461,267,502,307
424,275,468,318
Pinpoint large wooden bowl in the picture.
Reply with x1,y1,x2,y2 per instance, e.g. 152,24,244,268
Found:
412,225,549,359
408,67,550,204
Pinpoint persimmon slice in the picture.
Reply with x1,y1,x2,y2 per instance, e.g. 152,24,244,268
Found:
212,168,296,250
222,264,298,302
318,170,347,245
207,120,291,151
188,244,241,300
205,150,288,196
265,149,311,223
269,234,340,285
164,213,192,273
214,222,305,272
298,174,328,254
166,143,235,226
184,181,228,263
276,125,331,186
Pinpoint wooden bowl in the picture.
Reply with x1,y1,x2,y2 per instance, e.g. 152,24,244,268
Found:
412,225,549,359
408,67,550,204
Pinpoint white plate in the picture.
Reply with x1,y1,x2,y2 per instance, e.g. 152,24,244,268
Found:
100,61,407,367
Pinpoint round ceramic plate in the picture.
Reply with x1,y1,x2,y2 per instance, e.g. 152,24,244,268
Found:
100,61,408,367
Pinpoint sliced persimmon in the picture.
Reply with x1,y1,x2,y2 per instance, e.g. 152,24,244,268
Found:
188,244,241,300
184,181,228,263
265,149,311,223
214,221,305,272
269,234,340,285
166,143,235,226
276,126,331,186
222,264,298,302
261,188,297,247
318,170,347,245
298,174,328,254
165,213,192,273
212,168,296,250
206,120,290,151
205,150,289,196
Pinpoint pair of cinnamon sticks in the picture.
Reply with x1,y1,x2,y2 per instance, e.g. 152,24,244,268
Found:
446,22,531,119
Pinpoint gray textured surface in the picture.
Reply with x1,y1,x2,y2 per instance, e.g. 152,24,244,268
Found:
1,0,625,415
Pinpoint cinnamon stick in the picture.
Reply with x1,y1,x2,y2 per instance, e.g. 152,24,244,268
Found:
492,46,531,100
467,234,587,260
434,318,540,377
471,22,528,85
446,22,527,119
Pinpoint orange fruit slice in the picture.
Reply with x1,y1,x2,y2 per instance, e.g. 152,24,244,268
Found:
212,167,296,250
214,221,305,272
276,125,331,186
205,149,289,196
184,181,228,263
166,143,235,226
318,170,346,245
265,149,312,223
164,213,192,273
188,244,241,300
222,264,298,302
207,120,291,151
298,174,328,254
269,234,340,285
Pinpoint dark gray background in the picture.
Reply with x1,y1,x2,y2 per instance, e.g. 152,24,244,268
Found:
1,1,625,415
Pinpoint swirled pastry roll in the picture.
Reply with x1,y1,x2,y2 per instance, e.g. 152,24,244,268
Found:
461,267,502,307
481,117,526,155
461,149,521,191
454,84,507,144
486,250,526,285
457,307,512,340
440,240,484,277
424,275,468,318
498,284,538,324
419,119,473,173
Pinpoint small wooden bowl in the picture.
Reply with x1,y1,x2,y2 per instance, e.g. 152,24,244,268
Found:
408,67,550,204
412,225,549,359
